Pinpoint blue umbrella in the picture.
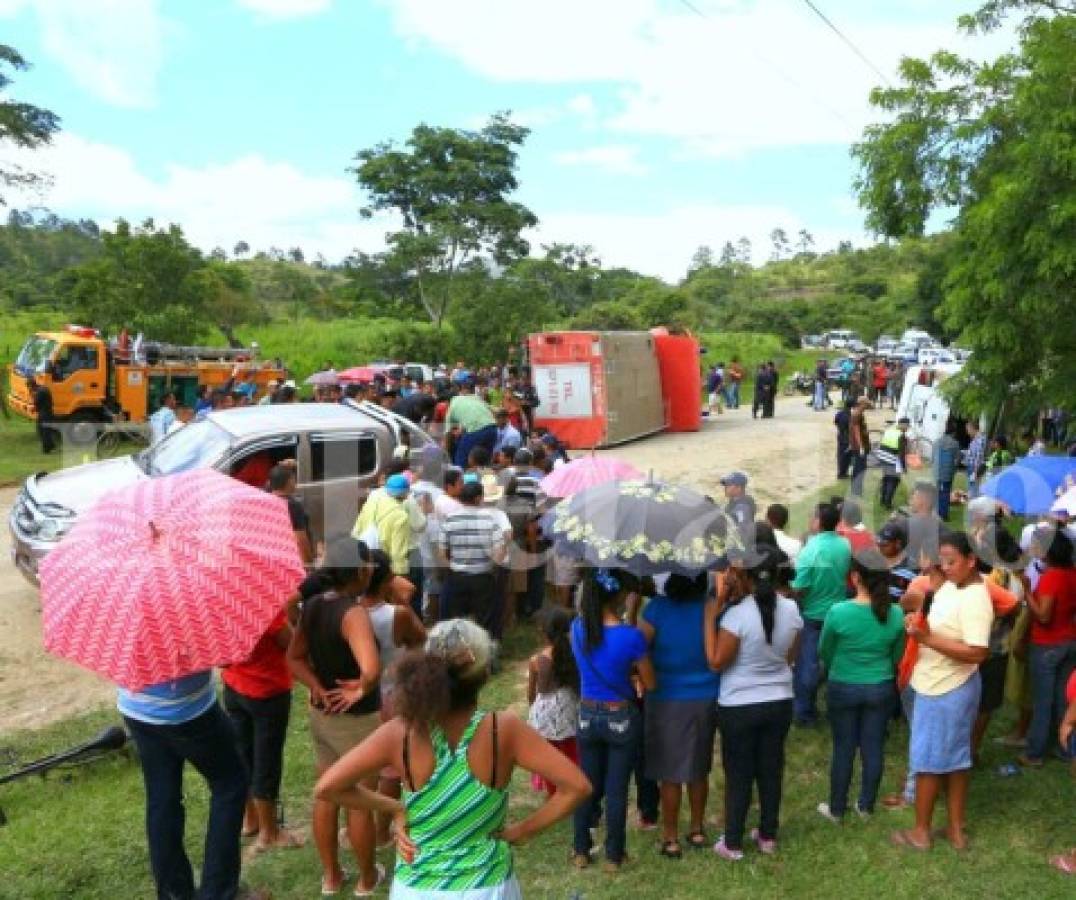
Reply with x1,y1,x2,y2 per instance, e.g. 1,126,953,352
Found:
981,456,1076,515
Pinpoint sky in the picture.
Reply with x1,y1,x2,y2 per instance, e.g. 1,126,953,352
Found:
0,0,1013,281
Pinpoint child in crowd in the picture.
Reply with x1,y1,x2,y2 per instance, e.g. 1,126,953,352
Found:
527,607,581,795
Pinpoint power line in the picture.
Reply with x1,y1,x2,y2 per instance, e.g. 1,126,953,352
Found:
674,0,855,129
799,0,892,86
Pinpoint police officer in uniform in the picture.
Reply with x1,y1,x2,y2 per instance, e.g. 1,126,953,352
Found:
875,417,910,510
721,471,757,546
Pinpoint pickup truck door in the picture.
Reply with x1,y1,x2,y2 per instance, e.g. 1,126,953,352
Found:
300,431,380,549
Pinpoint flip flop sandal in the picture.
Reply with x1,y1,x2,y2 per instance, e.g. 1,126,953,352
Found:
890,830,931,852
353,863,386,898
1049,854,1076,875
659,841,683,859
685,831,709,850
321,869,352,897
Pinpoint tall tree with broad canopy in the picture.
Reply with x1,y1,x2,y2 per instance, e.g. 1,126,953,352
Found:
0,44,60,205
852,0,1076,412
351,113,538,327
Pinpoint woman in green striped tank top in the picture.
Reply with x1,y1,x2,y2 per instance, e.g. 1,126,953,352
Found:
316,619,592,898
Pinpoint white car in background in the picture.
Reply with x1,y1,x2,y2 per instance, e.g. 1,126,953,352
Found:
824,329,858,349
918,346,957,366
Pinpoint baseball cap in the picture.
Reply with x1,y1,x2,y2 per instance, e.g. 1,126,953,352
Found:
720,471,749,487
877,521,907,545
385,474,410,498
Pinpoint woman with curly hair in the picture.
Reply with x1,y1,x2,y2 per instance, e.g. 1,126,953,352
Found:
315,619,591,898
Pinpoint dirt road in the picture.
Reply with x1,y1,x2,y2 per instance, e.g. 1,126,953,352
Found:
0,394,876,733
599,393,868,509
0,485,114,733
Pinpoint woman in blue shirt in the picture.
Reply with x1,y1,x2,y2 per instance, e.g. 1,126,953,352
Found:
570,568,655,872
638,572,720,858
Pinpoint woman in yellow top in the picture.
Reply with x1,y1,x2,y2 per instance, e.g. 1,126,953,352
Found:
892,531,993,852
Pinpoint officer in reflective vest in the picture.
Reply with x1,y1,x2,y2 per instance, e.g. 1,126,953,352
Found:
876,417,910,510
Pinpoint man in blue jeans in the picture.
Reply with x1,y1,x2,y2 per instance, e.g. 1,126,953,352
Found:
788,503,852,726
119,671,261,900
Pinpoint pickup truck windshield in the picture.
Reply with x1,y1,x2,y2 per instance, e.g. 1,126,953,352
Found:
142,420,232,476
14,336,58,375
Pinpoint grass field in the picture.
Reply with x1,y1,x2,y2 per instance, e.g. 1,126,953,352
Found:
2,608,1072,900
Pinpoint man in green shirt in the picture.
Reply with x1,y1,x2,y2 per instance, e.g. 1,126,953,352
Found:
789,502,852,725
446,381,497,468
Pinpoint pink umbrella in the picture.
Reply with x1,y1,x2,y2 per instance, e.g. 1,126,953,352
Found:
540,455,644,499
40,469,306,691
338,366,377,384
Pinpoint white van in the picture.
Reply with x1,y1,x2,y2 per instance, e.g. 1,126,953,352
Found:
895,363,964,460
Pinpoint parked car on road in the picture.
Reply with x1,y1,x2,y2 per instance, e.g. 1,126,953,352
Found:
823,329,858,349
9,400,433,585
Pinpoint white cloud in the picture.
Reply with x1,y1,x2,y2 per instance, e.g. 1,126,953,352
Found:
236,0,332,20
387,0,1013,155
3,133,389,260
553,145,647,176
534,204,864,281
0,0,166,108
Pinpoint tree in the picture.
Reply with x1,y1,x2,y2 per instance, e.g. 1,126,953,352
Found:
351,113,538,327
188,261,264,346
735,237,753,265
447,269,555,363
570,300,644,331
769,227,790,261
61,219,220,344
719,241,738,266
288,246,305,264
852,0,1076,411
796,229,815,256
0,45,60,205
689,245,714,273
209,246,227,261
506,243,602,316
233,240,250,258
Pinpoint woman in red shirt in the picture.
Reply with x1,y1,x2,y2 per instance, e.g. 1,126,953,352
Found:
1020,529,1076,767
222,610,302,852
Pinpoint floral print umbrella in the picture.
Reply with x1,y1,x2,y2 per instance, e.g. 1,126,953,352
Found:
542,479,740,575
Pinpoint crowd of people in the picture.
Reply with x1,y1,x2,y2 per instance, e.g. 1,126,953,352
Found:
105,359,1076,899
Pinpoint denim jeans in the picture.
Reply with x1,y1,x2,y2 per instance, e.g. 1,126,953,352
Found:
813,380,827,411
453,423,498,468
793,619,825,724
935,480,952,521
727,381,741,409
900,686,917,803
967,476,979,500
826,679,896,815
124,703,249,900
1026,641,1076,760
573,704,641,863
850,453,867,497
717,699,794,849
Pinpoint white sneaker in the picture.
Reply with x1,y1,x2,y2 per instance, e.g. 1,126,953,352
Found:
816,802,842,824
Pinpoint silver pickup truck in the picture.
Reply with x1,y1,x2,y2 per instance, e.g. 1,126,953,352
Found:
9,400,433,585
